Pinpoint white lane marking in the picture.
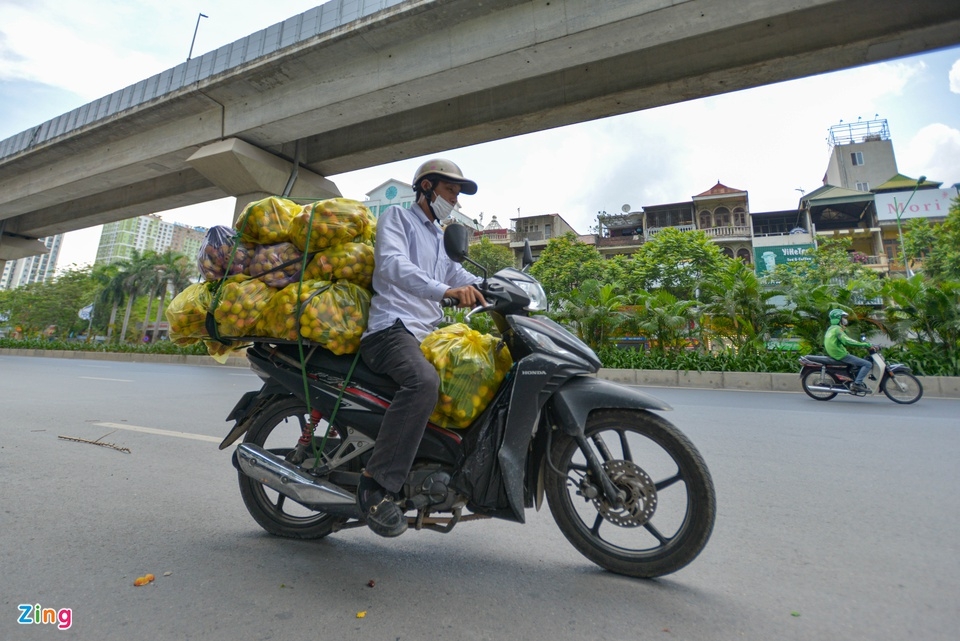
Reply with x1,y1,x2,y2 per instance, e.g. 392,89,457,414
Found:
79,376,133,382
92,422,221,443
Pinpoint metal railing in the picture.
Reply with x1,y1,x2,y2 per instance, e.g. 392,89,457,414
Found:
701,225,752,239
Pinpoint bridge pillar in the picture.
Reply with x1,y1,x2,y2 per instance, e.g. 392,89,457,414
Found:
186,138,341,224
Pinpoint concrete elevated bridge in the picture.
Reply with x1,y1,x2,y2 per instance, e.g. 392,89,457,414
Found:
1,0,959,265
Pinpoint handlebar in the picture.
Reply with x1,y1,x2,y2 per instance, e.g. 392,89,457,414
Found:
440,297,459,308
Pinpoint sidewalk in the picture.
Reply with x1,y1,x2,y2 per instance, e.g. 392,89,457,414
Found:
3,347,959,398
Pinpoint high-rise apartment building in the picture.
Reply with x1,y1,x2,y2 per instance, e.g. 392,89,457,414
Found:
0,234,64,290
95,215,206,266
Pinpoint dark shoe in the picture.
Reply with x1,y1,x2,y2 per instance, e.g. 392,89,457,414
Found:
357,474,408,538
850,382,869,393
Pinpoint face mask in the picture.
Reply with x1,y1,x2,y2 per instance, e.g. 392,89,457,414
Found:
431,193,456,223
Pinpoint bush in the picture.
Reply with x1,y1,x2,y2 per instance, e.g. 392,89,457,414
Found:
598,346,811,374
0,337,208,356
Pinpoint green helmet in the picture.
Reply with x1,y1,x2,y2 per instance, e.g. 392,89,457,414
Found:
829,309,848,325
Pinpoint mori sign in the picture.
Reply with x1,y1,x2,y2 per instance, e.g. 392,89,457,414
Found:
874,189,955,222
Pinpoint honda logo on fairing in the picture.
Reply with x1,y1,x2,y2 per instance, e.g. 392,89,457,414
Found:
522,370,548,375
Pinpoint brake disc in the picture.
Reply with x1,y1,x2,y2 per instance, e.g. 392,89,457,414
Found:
592,460,658,527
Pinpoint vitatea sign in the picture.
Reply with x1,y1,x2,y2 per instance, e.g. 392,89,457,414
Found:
874,189,955,222
754,244,814,275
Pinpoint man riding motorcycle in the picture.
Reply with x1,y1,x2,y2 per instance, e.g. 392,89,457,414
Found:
824,309,873,393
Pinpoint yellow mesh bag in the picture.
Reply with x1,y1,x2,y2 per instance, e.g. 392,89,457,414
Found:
288,198,371,251
298,281,370,355
212,275,275,338
165,282,215,346
235,196,302,245
303,242,375,289
420,323,512,429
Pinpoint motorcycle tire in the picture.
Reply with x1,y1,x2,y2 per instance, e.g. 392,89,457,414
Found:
544,409,716,579
237,396,351,539
881,372,923,405
801,369,839,401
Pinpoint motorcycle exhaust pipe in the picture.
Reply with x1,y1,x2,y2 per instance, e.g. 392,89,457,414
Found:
235,443,362,518
806,385,849,394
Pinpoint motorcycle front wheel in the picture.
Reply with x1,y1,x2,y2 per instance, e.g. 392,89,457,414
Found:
881,372,923,404
544,409,715,579
238,396,351,539
801,369,839,401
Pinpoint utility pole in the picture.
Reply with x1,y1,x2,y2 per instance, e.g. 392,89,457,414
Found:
892,175,926,277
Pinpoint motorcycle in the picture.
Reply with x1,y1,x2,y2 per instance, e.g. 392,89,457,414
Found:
219,223,716,578
799,346,923,404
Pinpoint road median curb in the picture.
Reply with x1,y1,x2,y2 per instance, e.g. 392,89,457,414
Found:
3,349,958,397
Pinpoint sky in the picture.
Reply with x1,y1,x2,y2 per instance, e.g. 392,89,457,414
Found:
1,0,959,273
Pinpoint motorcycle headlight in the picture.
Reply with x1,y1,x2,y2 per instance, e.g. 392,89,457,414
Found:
515,279,548,312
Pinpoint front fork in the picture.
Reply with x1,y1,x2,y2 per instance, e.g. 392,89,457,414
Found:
574,433,626,508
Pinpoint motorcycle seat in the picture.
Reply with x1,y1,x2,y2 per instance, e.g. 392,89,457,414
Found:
803,355,846,366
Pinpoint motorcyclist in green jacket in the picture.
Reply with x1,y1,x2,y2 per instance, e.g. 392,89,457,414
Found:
824,309,873,393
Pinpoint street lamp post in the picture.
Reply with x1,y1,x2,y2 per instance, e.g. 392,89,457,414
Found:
892,175,926,277
187,13,209,61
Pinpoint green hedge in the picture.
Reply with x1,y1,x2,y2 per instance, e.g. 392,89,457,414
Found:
597,344,959,377
0,338,208,356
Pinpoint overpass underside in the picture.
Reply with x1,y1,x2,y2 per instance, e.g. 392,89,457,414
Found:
1,0,959,262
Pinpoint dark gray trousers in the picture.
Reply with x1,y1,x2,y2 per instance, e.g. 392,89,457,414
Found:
359,320,440,493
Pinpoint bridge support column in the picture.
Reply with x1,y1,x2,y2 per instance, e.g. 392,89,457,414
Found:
186,138,341,224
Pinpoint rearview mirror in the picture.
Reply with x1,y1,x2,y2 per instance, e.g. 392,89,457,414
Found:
522,239,534,271
443,224,471,263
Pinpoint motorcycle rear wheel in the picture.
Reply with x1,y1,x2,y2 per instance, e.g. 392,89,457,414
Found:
544,409,715,579
801,369,839,401
238,397,351,538
881,372,923,404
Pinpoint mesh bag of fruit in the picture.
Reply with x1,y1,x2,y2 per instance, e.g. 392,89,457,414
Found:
197,225,252,281
303,242,374,289
420,323,512,429
212,275,275,338
298,281,371,355
256,280,323,341
235,196,302,245
288,198,371,252
165,282,215,345
248,242,304,288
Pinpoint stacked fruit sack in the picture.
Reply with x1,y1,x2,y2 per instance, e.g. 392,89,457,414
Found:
166,196,377,356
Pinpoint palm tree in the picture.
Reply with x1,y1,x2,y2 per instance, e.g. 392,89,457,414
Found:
628,289,698,354
882,274,960,356
116,250,161,343
552,279,628,350
90,263,122,340
701,260,779,351
150,251,194,342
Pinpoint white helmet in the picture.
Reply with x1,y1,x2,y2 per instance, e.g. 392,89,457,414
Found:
412,158,477,195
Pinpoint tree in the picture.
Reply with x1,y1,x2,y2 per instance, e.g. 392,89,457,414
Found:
905,196,960,281
764,238,884,349
115,250,161,342
151,251,194,342
465,237,515,278
882,274,960,358
627,289,698,354
619,227,728,302
529,232,607,303
0,267,99,338
701,259,781,351
551,279,628,350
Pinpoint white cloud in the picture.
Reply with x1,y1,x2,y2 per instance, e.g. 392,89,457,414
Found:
899,123,960,185
950,59,960,94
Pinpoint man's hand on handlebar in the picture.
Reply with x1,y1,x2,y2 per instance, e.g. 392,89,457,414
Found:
443,285,487,309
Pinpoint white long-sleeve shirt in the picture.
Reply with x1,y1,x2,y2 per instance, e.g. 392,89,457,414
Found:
363,203,479,342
